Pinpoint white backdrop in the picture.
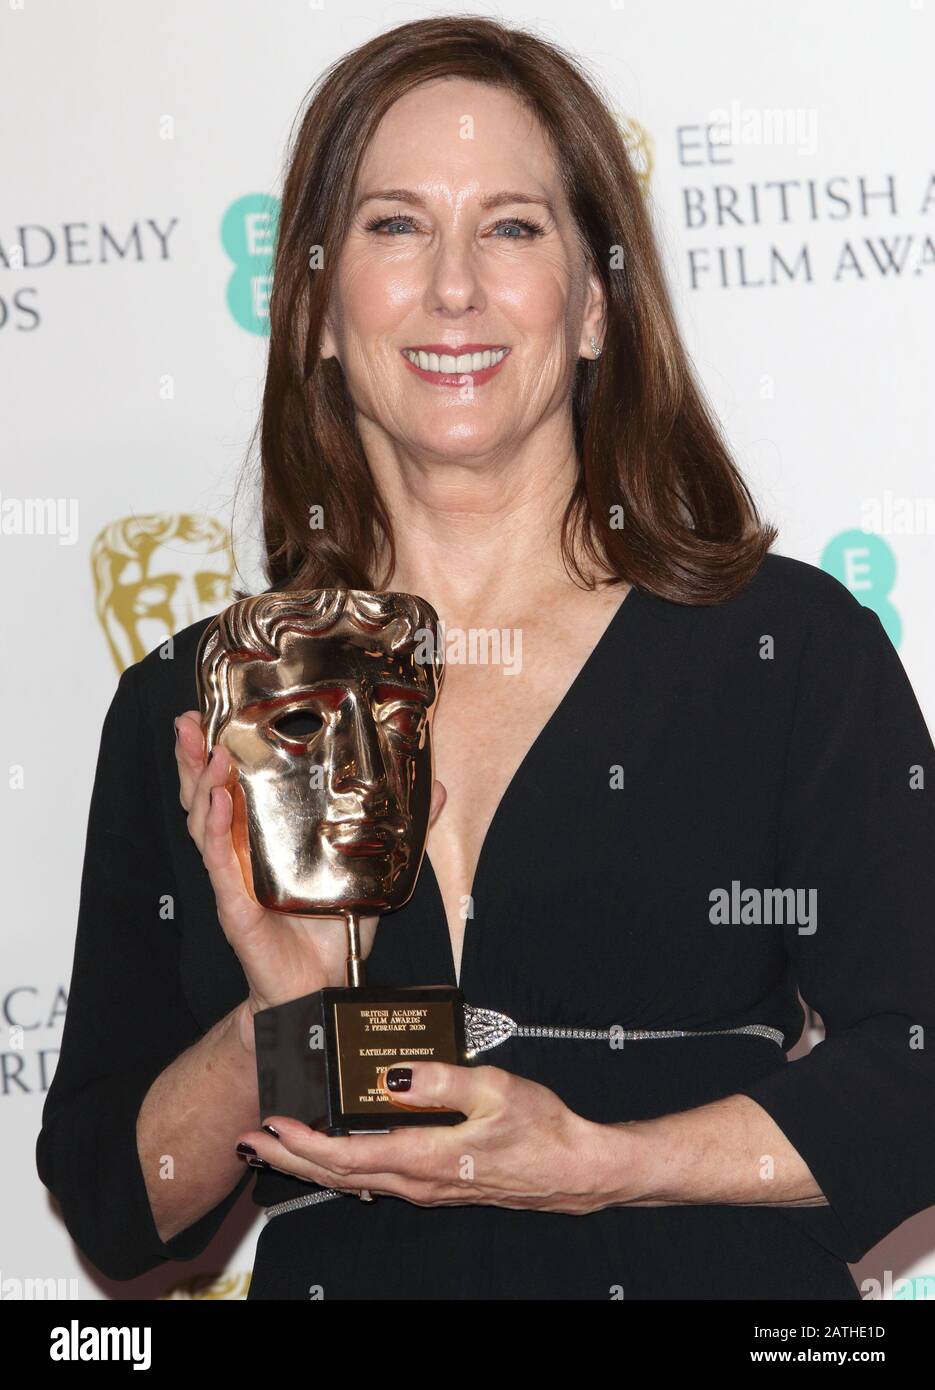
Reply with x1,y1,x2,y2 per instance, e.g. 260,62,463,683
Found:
2,0,933,1300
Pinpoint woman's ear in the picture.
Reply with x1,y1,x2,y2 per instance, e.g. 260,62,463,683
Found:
320,319,338,360
579,269,606,358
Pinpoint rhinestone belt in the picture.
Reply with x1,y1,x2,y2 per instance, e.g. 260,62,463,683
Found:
262,1003,784,1223
462,1004,783,1057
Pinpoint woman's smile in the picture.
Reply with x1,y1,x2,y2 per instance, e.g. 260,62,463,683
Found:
400,344,511,387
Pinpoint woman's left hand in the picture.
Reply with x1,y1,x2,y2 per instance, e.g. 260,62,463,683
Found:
235,1063,637,1213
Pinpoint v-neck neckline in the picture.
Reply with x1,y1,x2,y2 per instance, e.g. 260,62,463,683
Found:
422,581,645,989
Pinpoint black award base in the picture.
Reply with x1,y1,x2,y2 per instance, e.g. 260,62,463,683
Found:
254,985,467,1134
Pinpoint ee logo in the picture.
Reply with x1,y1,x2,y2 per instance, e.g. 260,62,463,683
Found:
221,194,280,335
821,531,901,647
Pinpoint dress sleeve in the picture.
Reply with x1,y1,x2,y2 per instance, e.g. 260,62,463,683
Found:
35,661,251,1281
736,585,935,1261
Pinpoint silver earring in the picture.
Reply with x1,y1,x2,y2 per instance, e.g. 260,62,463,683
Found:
590,336,602,358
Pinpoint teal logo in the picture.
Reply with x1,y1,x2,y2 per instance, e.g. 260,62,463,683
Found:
221,194,280,334
820,530,901,647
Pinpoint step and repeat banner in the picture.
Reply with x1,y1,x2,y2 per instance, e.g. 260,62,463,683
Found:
2,0,933,1300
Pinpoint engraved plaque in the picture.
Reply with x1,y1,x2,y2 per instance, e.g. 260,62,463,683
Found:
332,998,465,1115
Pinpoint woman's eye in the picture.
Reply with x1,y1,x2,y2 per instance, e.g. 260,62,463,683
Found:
489,218,545,240
364,214,418,236
271,709,325,741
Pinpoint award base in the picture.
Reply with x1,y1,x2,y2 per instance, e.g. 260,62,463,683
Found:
254,985,467,1134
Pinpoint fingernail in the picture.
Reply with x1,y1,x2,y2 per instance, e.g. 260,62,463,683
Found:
262,1124,280,1138
385,1067,412,1092
246,1156,270,1169
235,1142,256,1156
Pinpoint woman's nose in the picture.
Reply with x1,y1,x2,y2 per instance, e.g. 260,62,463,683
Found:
422,232,486,313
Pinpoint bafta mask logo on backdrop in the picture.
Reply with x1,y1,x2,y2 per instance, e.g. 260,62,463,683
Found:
617,116,654,194
91,514,234,672
821,530,901,647
221,193,280,335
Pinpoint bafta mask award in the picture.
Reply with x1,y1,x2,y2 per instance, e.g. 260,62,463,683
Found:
196,589,466,1134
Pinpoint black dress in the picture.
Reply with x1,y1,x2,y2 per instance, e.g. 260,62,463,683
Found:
36,553,935,1299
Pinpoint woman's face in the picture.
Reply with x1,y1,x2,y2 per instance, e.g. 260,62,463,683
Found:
321,77,604,461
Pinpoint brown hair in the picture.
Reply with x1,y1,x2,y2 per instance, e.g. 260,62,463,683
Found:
253,15,775,605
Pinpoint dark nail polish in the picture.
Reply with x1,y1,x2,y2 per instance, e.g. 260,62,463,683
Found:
385,1067,412,1092
235,1142,257,1156
246,1156,270,1169
262,1124,280,1138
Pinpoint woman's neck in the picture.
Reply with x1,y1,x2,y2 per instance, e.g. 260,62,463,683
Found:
363,420,606,622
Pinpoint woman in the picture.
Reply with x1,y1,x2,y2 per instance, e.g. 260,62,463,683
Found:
37,17,935,1299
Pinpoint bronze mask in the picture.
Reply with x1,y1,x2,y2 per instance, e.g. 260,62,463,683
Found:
196,590,444,917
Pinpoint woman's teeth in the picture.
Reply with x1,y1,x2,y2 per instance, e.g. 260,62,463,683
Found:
402,347,509,373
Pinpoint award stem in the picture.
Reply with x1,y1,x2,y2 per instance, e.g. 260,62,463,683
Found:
344,912,365,988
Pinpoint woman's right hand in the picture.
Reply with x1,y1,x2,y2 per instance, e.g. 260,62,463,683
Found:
174,710,445,1052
